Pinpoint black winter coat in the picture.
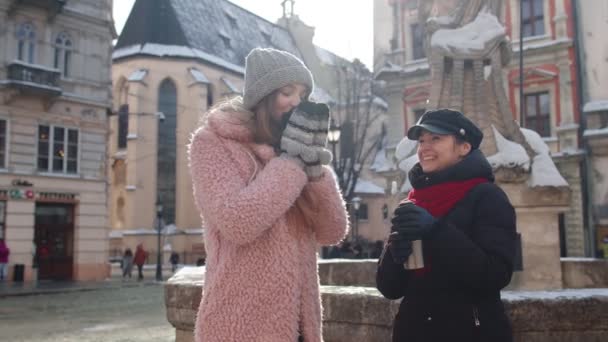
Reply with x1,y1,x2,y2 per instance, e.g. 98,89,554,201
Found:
376,150,516,342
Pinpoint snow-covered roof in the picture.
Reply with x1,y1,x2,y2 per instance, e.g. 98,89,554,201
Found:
221,77,241,94
430,12,505,57
115,0,302,70
583,100,608,113
113,43,246,75
127,68,148,82
354,179,385,195
189,68,210,84
487,126,530,170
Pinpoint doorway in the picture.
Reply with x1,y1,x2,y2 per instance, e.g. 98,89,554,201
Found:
34,203,74,280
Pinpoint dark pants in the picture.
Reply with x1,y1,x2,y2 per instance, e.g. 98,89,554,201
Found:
137,264,144,280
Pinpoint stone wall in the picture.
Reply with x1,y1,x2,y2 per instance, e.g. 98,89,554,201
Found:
166,263,608,342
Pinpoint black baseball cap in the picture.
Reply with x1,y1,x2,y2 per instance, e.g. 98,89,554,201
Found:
407,108,483,149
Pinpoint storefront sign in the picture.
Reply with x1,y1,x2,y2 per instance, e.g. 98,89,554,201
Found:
9,188,35,200
0,189,78,201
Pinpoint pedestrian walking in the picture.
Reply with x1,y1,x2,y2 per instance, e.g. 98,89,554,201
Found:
0,239,9,281
133,244,147,281
376,109,517,342
122,248,134,279
169,251,179,273
188,47,349,342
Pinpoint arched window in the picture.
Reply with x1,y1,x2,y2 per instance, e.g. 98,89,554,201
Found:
156,79,177,224
117,104,129,149
54,32,72,77
16,23,36,63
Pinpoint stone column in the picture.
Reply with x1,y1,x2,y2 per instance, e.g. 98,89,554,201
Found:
501,182,570,290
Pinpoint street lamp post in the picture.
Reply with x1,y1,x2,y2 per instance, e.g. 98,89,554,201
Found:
155,201,163,281
352,196,361,242
327,123,341,171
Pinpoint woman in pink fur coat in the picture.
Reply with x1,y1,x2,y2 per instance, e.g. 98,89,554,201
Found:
188,48,349,342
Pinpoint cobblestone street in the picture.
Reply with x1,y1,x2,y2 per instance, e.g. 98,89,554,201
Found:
0,283,174,342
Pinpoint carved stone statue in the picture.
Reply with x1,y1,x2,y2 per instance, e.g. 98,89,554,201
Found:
419,0,533,158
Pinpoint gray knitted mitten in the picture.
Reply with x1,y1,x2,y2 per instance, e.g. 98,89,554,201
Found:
280,101,333,179
306,102,332,179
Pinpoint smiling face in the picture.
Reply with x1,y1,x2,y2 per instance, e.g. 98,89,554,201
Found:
416,130,472,173
270,83,308,122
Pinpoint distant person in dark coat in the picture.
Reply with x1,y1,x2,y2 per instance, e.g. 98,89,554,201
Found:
122,248,133,279
376,109,517,342
169,252,180,273
0,239,9,281
133,244,148,281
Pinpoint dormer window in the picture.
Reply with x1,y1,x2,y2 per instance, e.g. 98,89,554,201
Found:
225,13,237,29
219,31,231,48
262,32,272,45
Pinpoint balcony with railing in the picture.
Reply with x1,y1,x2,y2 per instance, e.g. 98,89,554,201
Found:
6,60,62,97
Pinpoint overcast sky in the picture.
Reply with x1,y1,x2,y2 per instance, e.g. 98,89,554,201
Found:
112,0,373,68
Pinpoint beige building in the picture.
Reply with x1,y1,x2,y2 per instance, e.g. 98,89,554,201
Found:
578,1,608,256
0,0,115,281
373,0,608,257
109,0,389,262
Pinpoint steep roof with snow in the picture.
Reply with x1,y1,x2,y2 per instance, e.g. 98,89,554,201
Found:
114,0,302,71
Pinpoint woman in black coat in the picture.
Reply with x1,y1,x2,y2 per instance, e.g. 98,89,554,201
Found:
377,109,517,342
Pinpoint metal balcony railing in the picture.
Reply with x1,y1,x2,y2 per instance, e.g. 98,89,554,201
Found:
6,60,62,97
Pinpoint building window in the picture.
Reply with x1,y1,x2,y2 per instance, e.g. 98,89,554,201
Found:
411,23,426,60
522,0,545,37
0,201,5,240
523,92,551,137
0,119,6,169
37,125,79,174
157,79,177,224
117,104,129,149
16,22,36,63
53,32,72,77
357,203,369,221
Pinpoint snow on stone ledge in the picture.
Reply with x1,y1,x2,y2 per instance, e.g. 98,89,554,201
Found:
521,128,568,187
583,99,608,113
487,126,530,170
584,127,608,138
502,288,608,302
430,11,505,56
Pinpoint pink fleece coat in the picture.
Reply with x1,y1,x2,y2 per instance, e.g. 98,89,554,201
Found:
188,100,349,342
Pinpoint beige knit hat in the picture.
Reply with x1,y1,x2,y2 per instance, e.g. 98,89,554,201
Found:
243,48,314,109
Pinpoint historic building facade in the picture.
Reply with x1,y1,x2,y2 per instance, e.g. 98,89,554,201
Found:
109,0,388,262
374,0,608,257
0,0,115,281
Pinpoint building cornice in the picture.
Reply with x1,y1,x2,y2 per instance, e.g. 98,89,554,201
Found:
112,43,246,76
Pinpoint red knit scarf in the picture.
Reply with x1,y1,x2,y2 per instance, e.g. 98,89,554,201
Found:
404,177,488,277
406,177,488,217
